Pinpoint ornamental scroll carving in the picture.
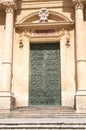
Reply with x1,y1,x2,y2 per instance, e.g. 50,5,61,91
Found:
19,29,71,48
23,29,65,38
3,2,17,13
72,0,85,9
18,29,67,48
19,33,24,48
66,30,70,47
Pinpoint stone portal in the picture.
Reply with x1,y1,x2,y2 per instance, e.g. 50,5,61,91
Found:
29,43,61,105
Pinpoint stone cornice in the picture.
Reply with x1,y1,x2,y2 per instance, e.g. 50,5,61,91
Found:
3,2,17,13
72,0,85,9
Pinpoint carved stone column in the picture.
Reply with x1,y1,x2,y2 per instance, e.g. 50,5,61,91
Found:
0,2,16,112
73,0,86,112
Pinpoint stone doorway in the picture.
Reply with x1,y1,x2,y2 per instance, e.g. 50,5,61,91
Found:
29,42,61,106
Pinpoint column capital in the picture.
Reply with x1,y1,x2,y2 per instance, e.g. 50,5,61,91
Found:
3,2,17,13
72,0,85,9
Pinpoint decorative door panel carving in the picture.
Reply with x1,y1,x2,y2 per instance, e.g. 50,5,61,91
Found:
29,43,61,105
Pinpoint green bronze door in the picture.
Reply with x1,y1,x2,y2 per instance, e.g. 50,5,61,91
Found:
29,43,61,105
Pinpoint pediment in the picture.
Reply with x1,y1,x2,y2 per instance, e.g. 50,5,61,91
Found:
16,11,74,30
17,11,72,24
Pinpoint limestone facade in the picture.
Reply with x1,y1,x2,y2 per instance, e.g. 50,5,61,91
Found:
0,0,86,112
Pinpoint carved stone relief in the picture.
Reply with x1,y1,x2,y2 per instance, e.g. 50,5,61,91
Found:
23,29,66,38
39,8,49,23
72,0,85,9
18,28,70,48
3,2,17,13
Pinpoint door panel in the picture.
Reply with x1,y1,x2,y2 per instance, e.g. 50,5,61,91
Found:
29,43,61,105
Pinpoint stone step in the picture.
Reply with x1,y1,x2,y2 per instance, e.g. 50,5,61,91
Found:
1,114,82,119
11,106,75,112
0,107,86,118
0,118,86,130
7,113,86,118
0,107,86,129
9,106,76,118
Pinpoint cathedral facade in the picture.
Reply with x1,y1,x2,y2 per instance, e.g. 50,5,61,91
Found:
0,0,86,113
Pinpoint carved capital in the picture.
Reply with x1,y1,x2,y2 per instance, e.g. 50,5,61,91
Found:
72,0,85,9
3,2,17,13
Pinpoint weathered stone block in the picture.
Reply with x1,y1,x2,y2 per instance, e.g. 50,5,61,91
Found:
0,92,15,113
76,89,86,112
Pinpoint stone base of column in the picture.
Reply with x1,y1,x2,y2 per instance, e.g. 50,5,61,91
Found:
76,88,86,113
0,91,15,113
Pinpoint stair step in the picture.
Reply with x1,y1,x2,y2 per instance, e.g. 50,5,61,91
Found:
0,107,86,118
0,118,86,130
11,106,75,113
0,107,86,129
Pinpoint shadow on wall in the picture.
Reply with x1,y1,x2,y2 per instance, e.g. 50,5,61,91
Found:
63,0,75,21
63,0,86,21
84,6,86,21
0,10,5,25
14,0,22,23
